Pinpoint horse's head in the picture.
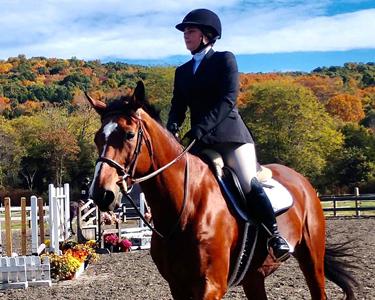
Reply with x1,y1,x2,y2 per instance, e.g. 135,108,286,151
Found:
86,81,153,211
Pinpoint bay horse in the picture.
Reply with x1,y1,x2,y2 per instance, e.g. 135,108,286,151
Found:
87,81,358,300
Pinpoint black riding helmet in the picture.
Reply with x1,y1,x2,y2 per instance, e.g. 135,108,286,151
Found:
176,8,222,42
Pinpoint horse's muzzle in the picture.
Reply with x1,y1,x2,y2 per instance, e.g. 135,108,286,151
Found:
90,187,120,212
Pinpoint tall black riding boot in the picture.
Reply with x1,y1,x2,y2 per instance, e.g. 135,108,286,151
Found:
247,178,290,262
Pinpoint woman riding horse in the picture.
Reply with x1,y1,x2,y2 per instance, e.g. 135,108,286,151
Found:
86,80,357,299
166,8,289,261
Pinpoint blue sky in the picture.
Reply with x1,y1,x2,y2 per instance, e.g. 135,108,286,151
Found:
0,0,374,73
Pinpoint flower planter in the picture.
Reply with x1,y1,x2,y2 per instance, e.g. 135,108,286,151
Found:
73,262,85,279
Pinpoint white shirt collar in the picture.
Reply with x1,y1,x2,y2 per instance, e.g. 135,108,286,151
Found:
193,45,212,62
192,46,212,73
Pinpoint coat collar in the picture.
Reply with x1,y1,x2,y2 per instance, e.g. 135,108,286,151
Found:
193,48,214,76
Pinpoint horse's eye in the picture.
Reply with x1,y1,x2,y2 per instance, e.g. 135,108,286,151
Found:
125,131,135,140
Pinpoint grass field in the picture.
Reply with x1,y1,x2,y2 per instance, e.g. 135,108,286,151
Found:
321,200,375,217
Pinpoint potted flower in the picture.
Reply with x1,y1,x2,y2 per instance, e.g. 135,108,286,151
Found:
119,238,132,252
103,233,120,252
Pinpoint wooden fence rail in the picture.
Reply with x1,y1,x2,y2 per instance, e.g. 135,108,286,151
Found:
320,193,375,217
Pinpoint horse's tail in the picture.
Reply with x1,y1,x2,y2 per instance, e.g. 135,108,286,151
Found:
324,241,359,300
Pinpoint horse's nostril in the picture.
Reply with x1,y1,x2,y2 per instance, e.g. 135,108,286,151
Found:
103,190,115,205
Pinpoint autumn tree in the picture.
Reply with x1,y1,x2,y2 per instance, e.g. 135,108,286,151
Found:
240,80,343,182
326,93,365,122
294,75,343,104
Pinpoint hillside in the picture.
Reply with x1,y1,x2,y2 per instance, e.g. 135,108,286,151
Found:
0,55,374,195
0,55,374,119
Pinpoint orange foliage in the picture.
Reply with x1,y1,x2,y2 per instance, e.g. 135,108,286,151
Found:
238,73,290,106
31,60,47,70
358,86,375,108
295,75,343,104
0,96,11,112
81,67,93,76
240,73,286,90
21,80,34,86
35,75,46,85
326,93,365,122
0,62,13,74
17,100,43,114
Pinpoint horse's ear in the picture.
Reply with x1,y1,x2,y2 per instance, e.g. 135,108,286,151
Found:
130,81,147,109
85,92,107,114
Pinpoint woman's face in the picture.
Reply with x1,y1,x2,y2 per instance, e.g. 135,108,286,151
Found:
183,26,204,52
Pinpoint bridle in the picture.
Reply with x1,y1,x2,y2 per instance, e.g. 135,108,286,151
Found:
95,111,195,238
96,116,149,193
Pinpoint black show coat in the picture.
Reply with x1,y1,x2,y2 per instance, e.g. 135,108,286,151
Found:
167,48,253,145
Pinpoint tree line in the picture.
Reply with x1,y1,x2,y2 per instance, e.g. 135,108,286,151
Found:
0,55,374,198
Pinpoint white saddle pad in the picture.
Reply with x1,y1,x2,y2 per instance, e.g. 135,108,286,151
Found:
262,178,294,214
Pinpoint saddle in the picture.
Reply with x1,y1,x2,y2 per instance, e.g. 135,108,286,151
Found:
201,149,289,222
200,149,292,286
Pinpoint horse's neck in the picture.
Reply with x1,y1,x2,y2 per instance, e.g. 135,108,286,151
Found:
139,113,190,228
142,112,184,170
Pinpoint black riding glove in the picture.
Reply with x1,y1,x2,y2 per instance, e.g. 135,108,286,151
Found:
181,126,202,148
167,122,179,137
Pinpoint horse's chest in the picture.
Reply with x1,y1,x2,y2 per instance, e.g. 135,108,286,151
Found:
151,240,198,280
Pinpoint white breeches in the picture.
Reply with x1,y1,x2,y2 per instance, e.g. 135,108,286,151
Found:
210,143,257,194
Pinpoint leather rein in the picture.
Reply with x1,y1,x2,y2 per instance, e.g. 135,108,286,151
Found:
96,112,195,239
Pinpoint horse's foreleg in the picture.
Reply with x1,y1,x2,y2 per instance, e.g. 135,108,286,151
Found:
192,277,227,300
169,285,192,300
169,278,227,300
242,271,267,300
191,247,230,299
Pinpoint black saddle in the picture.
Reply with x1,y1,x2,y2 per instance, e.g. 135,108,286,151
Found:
200,149,258,222
217,166,250,223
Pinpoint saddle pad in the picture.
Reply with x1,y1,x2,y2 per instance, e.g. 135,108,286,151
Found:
262,178,294,214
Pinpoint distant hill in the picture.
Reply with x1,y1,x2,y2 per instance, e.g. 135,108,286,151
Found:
0,55,373,119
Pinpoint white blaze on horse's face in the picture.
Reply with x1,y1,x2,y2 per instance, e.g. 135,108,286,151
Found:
89,121,119,197
103,121,118,141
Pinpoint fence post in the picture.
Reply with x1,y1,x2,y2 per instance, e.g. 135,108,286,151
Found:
139,193,145,228
48,184,54,252
38,197,45,246
0,203,2,255
355,187,360,217
31,196,39,255
64,183,70,240
333,198,337,217
48,184,60,254
57,186,63,243
4,197,12,256
21,197,27,256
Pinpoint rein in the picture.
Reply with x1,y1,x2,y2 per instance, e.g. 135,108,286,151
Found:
96,113,196,239
120,155,190,239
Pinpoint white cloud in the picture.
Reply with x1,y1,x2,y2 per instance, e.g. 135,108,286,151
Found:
224,9,375,54
0,1,374,60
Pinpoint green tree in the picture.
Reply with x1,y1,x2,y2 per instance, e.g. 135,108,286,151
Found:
10,108,80,189
241,80,343,182
0,117,24,187
324,147,374,193
10,113,51,191
60,72,91,91
68,104,99,185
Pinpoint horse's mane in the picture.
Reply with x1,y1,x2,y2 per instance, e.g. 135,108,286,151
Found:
105,95,163,124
